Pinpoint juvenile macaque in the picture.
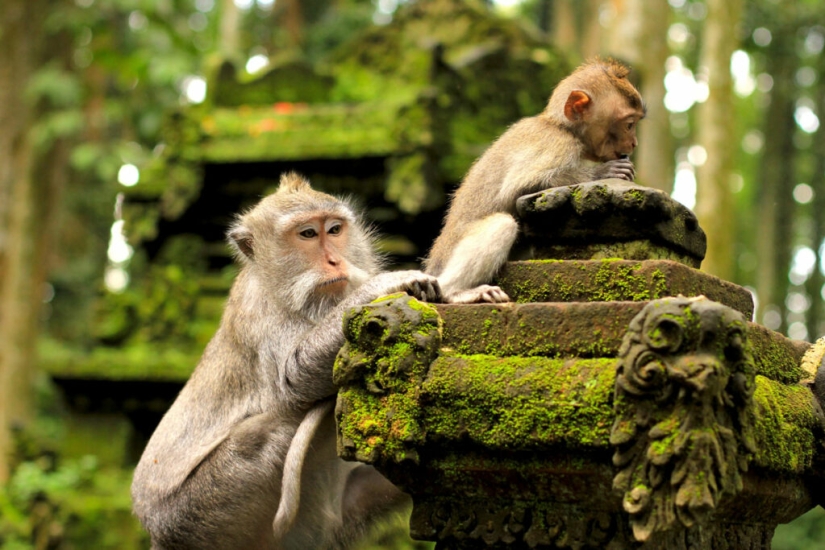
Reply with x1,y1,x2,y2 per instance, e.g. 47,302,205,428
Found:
424,58,645,303
132,173,440,549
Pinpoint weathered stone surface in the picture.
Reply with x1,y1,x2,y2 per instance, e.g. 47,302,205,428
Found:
611,297,756,542
495,259,754,319
334,294,824,549
435,302,804,385
436,301,644,359
516,180,706,267
334,293,442,465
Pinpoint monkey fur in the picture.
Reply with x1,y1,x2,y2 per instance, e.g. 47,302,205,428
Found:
424,58,646,304
132,172,441,550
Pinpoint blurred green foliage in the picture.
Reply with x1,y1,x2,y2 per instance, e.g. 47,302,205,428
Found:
773,507,825,550
0,456,145,550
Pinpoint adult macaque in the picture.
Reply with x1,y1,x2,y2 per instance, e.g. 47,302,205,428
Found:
132,173,441,549
424,58,645,303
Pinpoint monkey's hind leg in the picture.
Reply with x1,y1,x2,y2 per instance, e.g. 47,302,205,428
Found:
437,213,518,304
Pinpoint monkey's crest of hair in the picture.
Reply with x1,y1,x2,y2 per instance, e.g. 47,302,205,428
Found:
544,56,643,123
277,171,312,193
587,56,631,80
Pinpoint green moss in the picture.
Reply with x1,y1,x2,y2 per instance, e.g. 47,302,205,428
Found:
337,387,423,464
336,296,442,464
749,327,806,384
421,355,617,449
592,260,658,301
498,260,673,304
751,375,819,472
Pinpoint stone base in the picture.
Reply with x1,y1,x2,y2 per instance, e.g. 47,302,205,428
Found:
401,459,808,550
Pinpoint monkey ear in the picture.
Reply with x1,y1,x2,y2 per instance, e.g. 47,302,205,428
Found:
228,226,255,260
564,90,592,122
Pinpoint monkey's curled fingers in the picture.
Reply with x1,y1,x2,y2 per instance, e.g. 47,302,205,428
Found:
597,158,635,182
400,275,442,303
447,285,511,304
368,270,442,303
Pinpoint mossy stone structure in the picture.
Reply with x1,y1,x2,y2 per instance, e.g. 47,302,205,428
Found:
334,181,825,549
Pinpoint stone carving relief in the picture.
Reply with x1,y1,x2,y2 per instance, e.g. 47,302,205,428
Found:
411,498,619,549
334,293,443,465
610,296,757,542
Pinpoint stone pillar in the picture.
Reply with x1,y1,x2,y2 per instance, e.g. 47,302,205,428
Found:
335,181,824,549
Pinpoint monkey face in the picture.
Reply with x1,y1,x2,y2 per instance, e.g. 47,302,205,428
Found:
290,215,352,297
587,98,643,162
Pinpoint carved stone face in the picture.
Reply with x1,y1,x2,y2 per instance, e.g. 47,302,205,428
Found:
620,296,752,401
612,296,756,542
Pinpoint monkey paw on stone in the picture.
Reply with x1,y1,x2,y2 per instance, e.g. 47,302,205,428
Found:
446,284,510,304
368,270,441,303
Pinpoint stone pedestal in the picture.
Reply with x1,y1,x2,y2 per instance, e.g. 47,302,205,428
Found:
334,181,825,549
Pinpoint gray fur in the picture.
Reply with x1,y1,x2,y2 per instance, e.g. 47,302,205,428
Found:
132,173,440,549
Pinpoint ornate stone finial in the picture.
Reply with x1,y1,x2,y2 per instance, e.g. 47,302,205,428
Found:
610,296,757,542
515,180,707,267
334,293,443,465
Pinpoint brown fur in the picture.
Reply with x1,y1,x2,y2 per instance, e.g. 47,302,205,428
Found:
424,58,644,303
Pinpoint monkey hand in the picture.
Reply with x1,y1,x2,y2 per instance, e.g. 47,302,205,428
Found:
446,284,510,304
595,157,635,182
368,270,442,303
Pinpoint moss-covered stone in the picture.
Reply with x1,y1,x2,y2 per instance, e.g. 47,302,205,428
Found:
533,240,697,265
751,375,821,473
436,301,644,359
748,323,809,385
422,355,617,449
210,59,335,107
335,294,443,465
516,180,706,266
335,291,825,548
496,259,754,319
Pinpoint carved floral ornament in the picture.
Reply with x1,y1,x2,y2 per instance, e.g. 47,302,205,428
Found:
610,296,757,542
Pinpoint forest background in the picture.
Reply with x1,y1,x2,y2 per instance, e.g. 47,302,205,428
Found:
1,0,825,548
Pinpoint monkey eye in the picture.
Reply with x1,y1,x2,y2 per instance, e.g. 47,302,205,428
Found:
299,228,318,239
328,223,343,235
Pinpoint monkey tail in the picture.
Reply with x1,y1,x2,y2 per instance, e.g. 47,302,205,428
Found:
272,399,336,539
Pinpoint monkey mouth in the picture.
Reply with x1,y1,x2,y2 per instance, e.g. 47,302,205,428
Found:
319,277,348,288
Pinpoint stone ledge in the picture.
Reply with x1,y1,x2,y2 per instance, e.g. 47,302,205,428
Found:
495,259,754,319
435,302,807,384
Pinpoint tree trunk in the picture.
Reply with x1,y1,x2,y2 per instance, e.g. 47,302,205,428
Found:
536,0,553,33
603,0,672,192
282,0,304,48
0,0,48,481
754,38,797,331
219,0,242,61
579,0,603,60
694,0,743,282
551,0,578,57
805,67,825,340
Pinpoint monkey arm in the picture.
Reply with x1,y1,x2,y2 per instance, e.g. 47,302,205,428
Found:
277,270,440,405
